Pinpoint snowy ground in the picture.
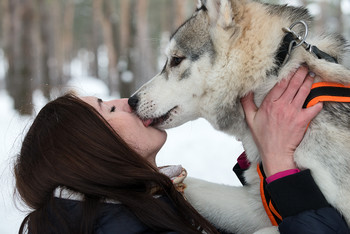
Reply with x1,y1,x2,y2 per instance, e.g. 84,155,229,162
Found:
0,76,243,233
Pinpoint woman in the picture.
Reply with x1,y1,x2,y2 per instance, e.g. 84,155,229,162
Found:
15,94,217,233
14,67,347,233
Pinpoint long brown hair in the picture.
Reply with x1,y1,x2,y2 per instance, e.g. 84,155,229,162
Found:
14,93,219,234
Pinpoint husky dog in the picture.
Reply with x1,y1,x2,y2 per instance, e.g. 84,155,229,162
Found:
129,0,350,233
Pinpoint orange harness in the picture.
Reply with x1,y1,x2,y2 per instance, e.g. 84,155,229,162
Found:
303,82,350,108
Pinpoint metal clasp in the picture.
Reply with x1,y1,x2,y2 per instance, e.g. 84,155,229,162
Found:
281,21,313,65
283,21,311,49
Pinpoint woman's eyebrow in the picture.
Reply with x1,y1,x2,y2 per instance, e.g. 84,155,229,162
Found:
97,98,103,109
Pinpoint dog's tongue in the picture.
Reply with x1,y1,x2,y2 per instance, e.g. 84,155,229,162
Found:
142,119,153,127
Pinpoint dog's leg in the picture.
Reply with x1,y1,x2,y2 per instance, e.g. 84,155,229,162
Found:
253,226,279,234
184,177,272,234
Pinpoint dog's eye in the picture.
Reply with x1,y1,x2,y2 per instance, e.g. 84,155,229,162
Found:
170,56,185,67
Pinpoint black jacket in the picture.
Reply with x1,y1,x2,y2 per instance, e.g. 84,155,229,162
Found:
234,163,350,234
50,169,349,234
51,197,178,234
268,170,349,233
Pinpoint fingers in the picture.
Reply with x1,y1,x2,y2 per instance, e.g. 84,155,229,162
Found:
241,66,322,128
281,66,309,104
264,75,291,103
240,92,257,125
292,73,315,107
302,101,323,123
262,66,307,104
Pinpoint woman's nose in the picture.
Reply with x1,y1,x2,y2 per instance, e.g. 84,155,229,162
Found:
120,98,133,112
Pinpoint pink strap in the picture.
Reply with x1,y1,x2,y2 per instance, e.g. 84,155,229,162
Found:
237,152,251,169
266,169,301,184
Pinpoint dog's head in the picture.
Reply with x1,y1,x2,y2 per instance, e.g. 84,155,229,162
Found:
128,0,248,130
128,0,311,133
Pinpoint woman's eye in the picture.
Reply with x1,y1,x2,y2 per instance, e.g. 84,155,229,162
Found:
170,56,185,67
110,106,116,112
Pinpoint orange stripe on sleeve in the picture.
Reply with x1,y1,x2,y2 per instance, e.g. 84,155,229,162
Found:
257,165,279,226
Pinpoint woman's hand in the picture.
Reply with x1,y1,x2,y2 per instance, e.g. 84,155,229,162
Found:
240,67,323,177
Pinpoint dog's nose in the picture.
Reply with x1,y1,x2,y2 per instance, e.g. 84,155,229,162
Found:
128,95,139,110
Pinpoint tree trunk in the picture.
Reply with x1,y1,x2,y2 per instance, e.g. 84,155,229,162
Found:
18,0,36,115
119,0,131,60
2,0,13,90
38,0,51,99
61,0,75,81
3,0,16,98
173,0,186,29
159,0,172,33
44,0,64,88
133,0,155,90
91,1,100,79
4,0,39,115
118,0,134,98
94,0,119,95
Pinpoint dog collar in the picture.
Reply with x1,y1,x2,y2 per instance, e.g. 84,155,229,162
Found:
275,21,349,108
275,32,296,68
276,21,338,68
303,82,350,108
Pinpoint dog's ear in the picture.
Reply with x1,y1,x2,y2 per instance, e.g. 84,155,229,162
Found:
198,0,245,29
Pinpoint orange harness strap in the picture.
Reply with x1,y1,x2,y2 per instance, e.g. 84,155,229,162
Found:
303,82,350,108
257,164,282,226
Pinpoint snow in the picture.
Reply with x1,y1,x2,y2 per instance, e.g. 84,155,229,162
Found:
0,75,243,233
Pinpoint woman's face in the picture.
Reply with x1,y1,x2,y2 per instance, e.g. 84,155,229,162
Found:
82,97,167,166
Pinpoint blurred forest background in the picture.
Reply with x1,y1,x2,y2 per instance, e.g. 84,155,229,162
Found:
0,0,349,115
